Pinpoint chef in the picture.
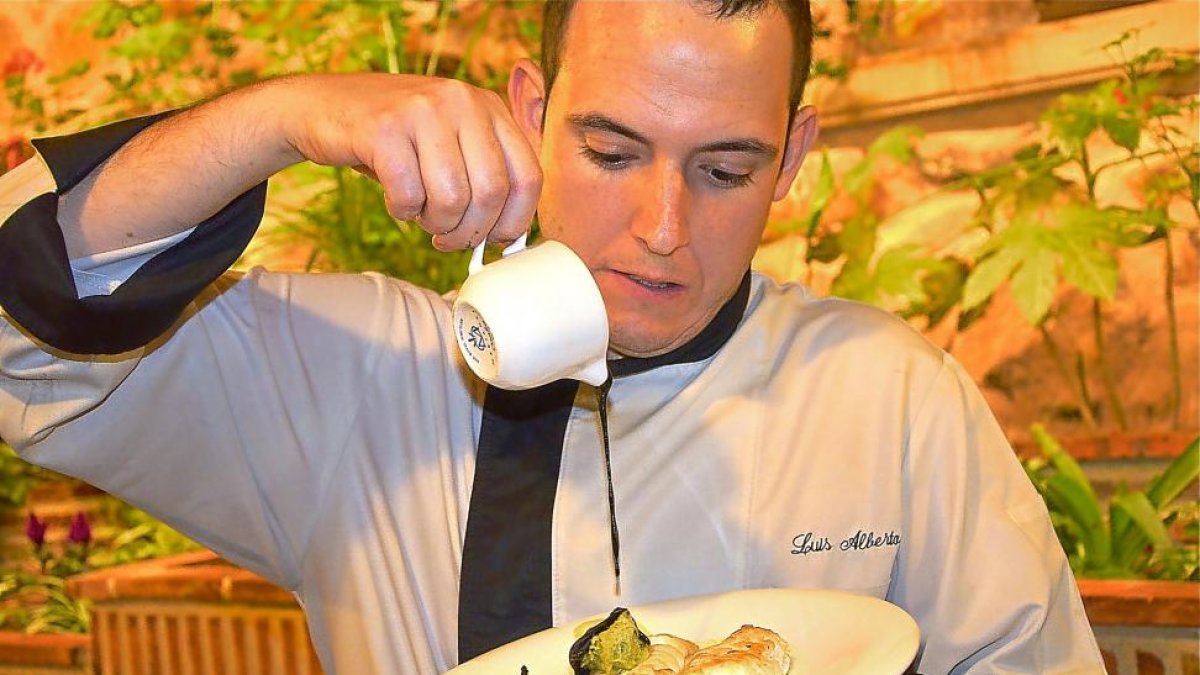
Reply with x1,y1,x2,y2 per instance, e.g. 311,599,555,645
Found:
0,1,1104,672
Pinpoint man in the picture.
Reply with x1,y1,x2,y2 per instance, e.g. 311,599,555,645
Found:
0,1,1103,673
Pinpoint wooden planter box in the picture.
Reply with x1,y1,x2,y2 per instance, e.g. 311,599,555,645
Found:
1079,579,1200,675
54,550,1199,675
0,631,90,675
67,551,323,675
1011,430,1197,463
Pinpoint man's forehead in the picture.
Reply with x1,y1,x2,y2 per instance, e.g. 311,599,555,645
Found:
551,1,794,136
560,1,784,56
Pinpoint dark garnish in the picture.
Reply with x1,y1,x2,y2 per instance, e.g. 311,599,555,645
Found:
568,607,650,675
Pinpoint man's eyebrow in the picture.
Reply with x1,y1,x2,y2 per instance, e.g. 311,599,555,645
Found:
567,113,651,146
567,113,779,159
696,138,779,159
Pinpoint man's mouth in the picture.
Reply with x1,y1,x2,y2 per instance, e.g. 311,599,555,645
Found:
626,273,677,290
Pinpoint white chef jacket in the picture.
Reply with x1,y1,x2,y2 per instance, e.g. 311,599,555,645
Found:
0,137,1105,674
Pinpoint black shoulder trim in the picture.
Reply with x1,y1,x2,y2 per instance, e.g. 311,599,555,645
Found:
31,112,173,191
0,113,267,354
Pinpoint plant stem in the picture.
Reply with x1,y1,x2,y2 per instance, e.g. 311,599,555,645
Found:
455,0,495,81
1092,299,1128,430
1080,146,1126,430
424,1,452,78
1164,235,1183,429
1039,323,1100,430
382,10,401,75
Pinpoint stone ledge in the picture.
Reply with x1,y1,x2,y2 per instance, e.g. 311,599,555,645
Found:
813,1,1199,131
67,550,296,606
1012,430,1197,462
0,631,90,667
1079,579,1200,627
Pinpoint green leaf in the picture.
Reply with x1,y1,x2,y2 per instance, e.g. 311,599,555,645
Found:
843,158,872,197
806,234,842,264
1056,232,1117,300
47,59,91,85
1101,116,1140,151
962,248,1019,312
1010,247,1057,325
873,245,933,306
1042,93,1098,155
868,125,923,163
915,259,967,328
830,261,874,304
806,152,836,236
1112,490,1174,554
1033,424,1096,500
836,212,878,264
1145,437,1200,510
1044,474,1111,569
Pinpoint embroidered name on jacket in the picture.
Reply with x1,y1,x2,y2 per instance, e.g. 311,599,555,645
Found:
791,529,902,556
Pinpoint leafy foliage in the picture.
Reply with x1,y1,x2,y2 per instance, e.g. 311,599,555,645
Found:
1024,427,1199,580
956,36,1196,328
0,573,90,634
0,443,63,510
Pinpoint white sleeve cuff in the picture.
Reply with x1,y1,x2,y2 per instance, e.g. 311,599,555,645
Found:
69,227,197,298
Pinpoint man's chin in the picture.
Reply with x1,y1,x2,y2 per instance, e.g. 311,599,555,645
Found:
607,324,687,359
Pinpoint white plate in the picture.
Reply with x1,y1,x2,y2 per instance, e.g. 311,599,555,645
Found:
448,588,920,674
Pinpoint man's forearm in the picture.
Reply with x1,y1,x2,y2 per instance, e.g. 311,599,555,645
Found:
57,78,303,259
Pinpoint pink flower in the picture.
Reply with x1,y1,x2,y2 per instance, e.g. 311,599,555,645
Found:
2,47,43,77
68,512,91,546
2,136,30,172
25,512,48,547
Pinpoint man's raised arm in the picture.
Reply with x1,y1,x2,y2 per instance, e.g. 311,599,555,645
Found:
57,73,542,259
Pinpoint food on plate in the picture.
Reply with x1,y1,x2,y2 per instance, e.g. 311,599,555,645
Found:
678,625,792,674
626,634,699,674
569,608,651,675
568,608,792,674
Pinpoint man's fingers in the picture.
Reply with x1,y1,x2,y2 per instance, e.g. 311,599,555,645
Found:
413,120,471,238
488,113,542,244
370,138,427,223
441,112,512,251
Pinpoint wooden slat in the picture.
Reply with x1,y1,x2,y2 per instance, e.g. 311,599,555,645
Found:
116,608,133,675
154,611,172,674
198,614,216,675
135,612,153,675
219,615,238,675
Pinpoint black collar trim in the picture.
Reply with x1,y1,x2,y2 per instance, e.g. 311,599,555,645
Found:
608,270,752,378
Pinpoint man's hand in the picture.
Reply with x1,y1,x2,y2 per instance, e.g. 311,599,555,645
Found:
283,74,541,251
58,73,542,258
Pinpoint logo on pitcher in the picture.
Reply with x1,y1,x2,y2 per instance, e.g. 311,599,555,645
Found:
466,325,490,352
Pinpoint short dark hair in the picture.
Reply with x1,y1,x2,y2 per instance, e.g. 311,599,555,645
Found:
541,0,814,116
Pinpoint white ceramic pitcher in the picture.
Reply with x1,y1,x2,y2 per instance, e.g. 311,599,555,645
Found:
452,236,609,390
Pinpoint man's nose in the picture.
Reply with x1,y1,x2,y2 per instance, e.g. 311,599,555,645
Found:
630,163,690,256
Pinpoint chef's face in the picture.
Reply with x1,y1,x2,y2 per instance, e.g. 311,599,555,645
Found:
510,1,817,358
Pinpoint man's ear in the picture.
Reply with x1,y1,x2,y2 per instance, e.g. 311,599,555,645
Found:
772,105,820,201
508,58,547,151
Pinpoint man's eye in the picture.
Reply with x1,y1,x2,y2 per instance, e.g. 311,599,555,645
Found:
706,166,753,188
580,145,632,169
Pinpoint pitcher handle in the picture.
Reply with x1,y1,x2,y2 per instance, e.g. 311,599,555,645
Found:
468,234,529,275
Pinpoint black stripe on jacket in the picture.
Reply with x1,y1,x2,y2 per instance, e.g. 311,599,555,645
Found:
0,112,267,355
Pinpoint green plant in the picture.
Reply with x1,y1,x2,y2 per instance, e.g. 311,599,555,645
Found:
0,503,199,635
774,126,967,330
0,572,90,634
953,35,1198,430
786,35,1196,431
0,442,60,510
88,501,201,568
1024,425,1199,580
